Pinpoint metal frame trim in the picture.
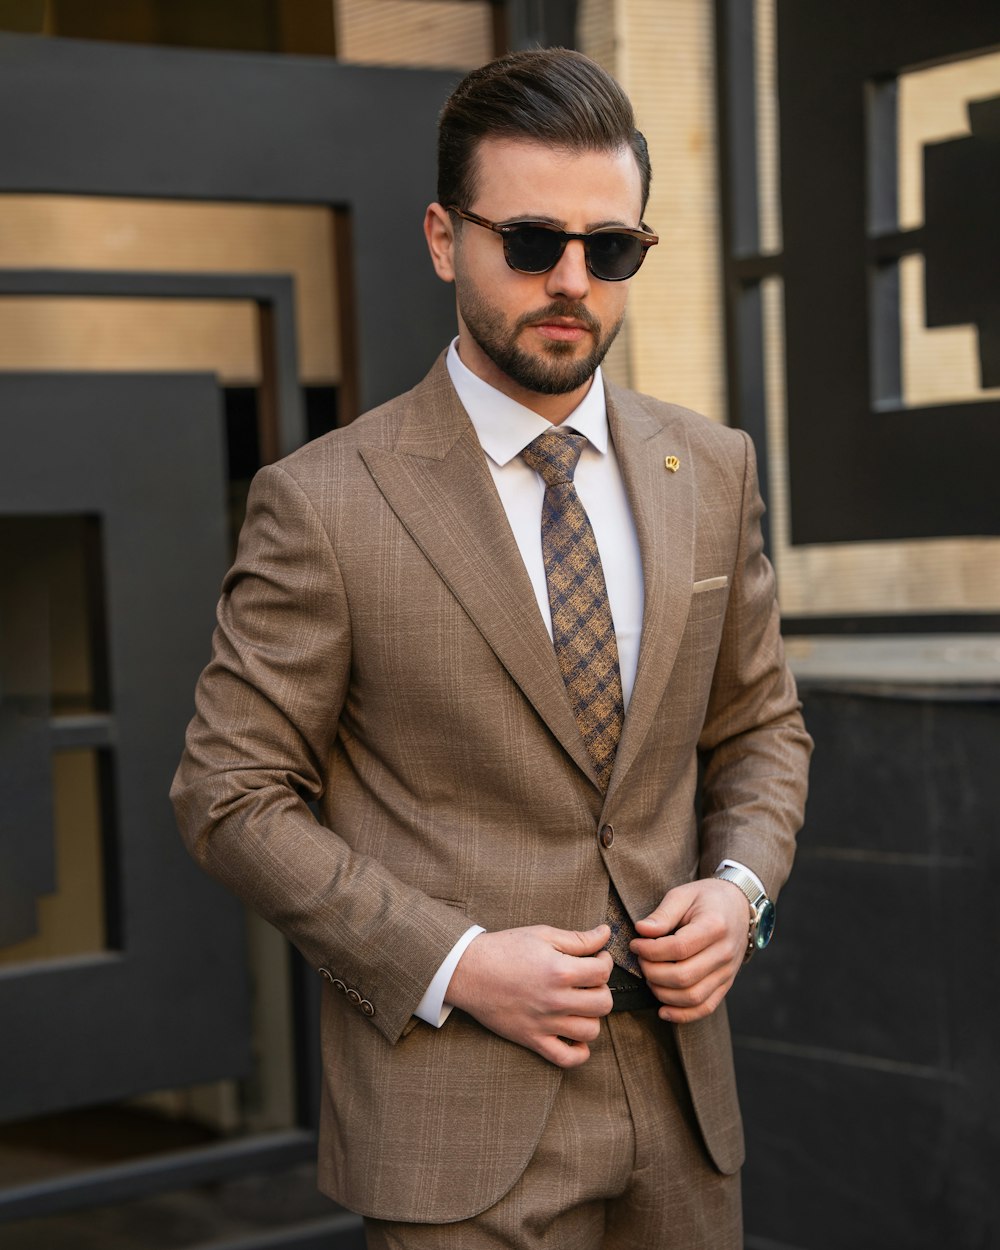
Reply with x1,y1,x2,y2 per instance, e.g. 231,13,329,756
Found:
0,268,306,462
0,1130,317,1222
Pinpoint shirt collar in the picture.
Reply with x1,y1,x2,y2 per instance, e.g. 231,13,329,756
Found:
446,338,609,467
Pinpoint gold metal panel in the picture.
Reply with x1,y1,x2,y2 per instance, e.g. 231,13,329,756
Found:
0,196,339,383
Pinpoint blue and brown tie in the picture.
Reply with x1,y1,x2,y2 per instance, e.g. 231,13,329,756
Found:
521,430,641,978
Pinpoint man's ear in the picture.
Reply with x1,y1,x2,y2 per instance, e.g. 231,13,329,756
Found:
424,202,456,282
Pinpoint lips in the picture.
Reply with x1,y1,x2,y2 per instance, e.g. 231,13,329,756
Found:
516,301,600,347
532,322,589,342
525,312,594,343
533,315,589,330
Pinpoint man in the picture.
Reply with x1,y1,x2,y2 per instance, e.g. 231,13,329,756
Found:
172,47,811,1250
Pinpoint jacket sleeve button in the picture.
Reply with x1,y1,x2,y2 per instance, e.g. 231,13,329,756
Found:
318,967,334,982
347,988,362,1006
360,1000,375,1017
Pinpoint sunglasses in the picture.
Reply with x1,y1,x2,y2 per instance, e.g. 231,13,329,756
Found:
448,206,658,282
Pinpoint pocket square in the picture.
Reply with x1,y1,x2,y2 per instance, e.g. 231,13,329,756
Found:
692,575,729,593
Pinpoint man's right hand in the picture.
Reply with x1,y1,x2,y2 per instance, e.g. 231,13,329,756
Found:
444,924,614,1068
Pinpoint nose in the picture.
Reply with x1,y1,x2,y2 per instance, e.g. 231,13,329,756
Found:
544,237,590,300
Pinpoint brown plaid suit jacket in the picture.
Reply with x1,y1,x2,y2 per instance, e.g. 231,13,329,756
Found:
171,354,811,1222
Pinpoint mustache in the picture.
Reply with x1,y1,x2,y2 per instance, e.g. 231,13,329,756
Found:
516,301,600,334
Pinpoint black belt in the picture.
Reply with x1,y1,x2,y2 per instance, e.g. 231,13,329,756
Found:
608,968,658,1013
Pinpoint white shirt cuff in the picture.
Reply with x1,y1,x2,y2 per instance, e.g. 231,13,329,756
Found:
413,925,486,1028
716,859,766,896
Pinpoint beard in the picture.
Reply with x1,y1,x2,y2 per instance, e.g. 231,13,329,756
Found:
456,287,625,396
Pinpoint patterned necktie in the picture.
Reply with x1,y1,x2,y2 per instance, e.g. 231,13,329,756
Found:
521,430,641,977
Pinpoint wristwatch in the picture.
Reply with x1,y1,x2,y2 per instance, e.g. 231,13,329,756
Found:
714,865,775,961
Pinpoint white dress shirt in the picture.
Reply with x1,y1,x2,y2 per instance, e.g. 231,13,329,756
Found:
444,341,645,705
413,342,762,1026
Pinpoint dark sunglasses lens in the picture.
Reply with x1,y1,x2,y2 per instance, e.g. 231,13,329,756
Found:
588,233,645,280
503,225,566,273
502,224,647,279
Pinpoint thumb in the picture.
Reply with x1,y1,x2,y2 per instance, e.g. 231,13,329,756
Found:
634,884,695,937
553,924,611,956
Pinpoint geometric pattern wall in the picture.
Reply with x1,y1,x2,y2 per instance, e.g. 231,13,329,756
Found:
718,0,1000,550
777,0,1000,543
0,372,250,1122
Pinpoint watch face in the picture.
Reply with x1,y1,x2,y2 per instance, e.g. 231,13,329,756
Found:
755,900,776,950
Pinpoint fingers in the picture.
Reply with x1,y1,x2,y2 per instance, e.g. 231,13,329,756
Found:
537,964,613,1018
644,954,734,1002
635,907,743,1023
655,978,733,1024
535,1009,607,1068
633,883,743,965
641,942,740,1022
634,885,693,937
640,943,723,991
631,910,726,964
449,924,617,1068
636,877,748,944
560,950,613,989
539,1036,594,1068
560,983,614,1018
547,926,613,994
496,993,608,1071
551,923,611,957
552,1012,603,1045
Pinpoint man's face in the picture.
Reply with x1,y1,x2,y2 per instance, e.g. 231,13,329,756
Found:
426,136,646,419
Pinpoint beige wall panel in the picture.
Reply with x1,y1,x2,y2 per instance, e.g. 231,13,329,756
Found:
335,0,491,69
752,7,1000,618
0,197,339,383
0,296,259,380
577,0,618,73
0,751,105,967
577,0,633,390
610,0,726,422
900,255,1000,407
897,52,1000,406
582,0,997,561
898,52,1000,231
762,278,1000,617
754,0,780,254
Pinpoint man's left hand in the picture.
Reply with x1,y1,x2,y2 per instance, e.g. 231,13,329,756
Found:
630,879,750,1023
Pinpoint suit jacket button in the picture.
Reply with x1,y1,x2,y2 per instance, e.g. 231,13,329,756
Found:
318,967,334,982
347,988,362,1006
360,1000,375,1017
599,824,615,849
332,978,348,994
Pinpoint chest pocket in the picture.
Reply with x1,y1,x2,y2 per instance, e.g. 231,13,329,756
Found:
688,577,729,626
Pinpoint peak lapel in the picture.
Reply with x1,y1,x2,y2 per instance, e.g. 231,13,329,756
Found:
359,366,600,789
605,387,696,803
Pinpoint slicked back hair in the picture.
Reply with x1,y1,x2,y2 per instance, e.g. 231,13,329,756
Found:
437,47,651,217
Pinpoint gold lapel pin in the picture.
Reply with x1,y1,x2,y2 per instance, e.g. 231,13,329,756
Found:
664,455,680,473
